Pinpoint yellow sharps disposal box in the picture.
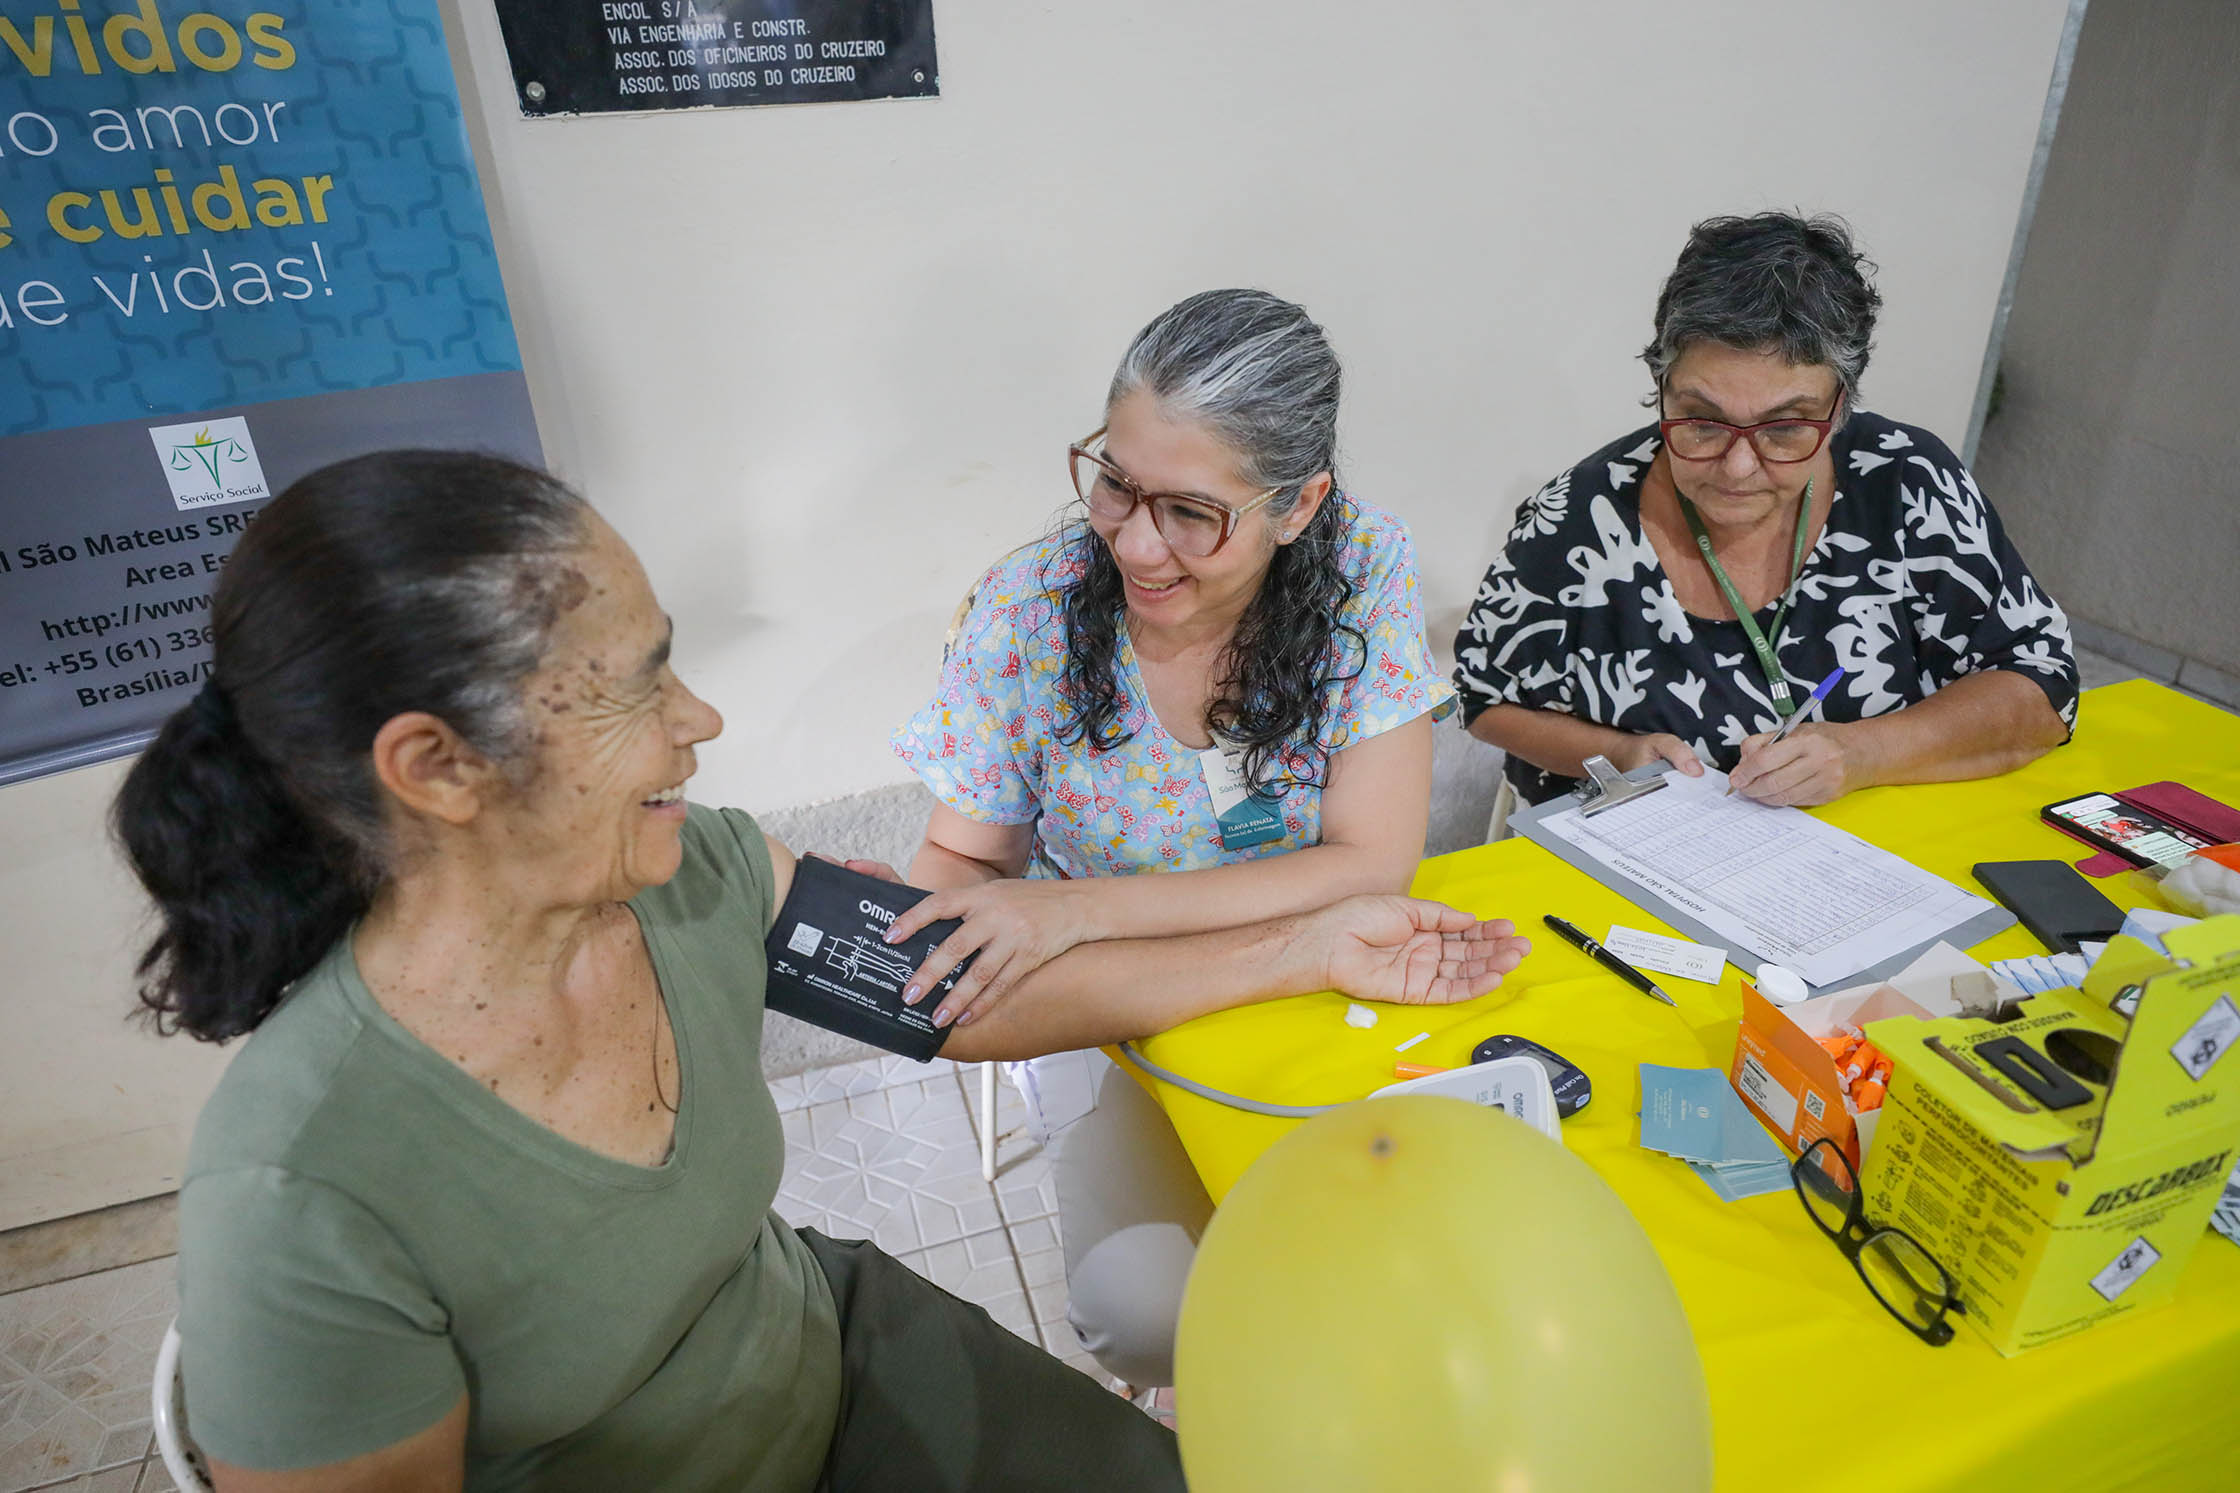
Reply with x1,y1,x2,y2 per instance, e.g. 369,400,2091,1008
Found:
1861,915,2240,1355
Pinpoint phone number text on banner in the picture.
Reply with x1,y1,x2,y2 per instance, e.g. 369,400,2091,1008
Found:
0,1,538,786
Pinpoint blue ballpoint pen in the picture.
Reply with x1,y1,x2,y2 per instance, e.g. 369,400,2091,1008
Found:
1728,667,1845,796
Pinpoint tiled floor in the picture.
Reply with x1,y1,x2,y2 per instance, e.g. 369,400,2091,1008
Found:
770,1054,1091,1374
0,1055,1094,1493
0,1258,178,1492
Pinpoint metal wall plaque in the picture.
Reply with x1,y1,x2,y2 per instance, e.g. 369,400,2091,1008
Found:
494,0,939,117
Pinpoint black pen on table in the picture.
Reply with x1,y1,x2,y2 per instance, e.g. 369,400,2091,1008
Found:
1541,916,1677,1006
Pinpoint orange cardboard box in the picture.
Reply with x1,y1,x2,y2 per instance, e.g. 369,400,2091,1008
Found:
1728,944,1987,1167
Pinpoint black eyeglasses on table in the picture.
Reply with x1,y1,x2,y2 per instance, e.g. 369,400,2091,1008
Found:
1792,1137,1959,1346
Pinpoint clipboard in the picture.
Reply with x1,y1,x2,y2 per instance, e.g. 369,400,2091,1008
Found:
1511,761,2014,995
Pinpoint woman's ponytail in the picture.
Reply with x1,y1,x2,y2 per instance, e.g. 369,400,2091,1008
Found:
109,450,591,1043
113,684,365,1040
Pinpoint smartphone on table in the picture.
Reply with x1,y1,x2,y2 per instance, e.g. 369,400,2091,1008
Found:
2041,792,2212,870
1972,860,2125,954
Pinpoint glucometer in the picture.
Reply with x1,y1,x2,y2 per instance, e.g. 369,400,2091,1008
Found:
764,857,976,1061
1471,1034,1593,1119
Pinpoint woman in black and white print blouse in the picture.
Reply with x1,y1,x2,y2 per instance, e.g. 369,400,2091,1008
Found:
1455,212,2078,812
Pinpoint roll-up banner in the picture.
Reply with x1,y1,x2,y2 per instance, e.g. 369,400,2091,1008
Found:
0,1,539,787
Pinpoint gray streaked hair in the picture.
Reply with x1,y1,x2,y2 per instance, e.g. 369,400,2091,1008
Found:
1054,289,1361,798
1642,213,1883,406
1107,288,1341,515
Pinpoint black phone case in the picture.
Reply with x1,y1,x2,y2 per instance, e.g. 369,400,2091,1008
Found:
1971,859,2125,954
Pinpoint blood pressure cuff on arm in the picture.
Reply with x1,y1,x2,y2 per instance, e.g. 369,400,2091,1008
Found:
764,856,973,1060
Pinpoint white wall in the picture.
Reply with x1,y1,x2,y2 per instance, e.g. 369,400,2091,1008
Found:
0,0,2078,1227
0,756,229,1228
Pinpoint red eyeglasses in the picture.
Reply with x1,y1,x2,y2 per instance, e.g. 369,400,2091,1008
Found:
1659,389,1842,465
1067,428,1284,558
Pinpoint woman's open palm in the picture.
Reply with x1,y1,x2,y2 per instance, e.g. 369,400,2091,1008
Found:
1317,896,1531,1005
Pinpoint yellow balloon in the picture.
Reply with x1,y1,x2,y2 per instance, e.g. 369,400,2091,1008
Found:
1175,1096,1712,1492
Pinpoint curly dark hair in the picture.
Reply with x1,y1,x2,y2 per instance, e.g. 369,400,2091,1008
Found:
1049,290,1364,795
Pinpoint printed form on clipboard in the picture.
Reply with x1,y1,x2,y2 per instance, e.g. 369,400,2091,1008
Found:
1529,768,2005,990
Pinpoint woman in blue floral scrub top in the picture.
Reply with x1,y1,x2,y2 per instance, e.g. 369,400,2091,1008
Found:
888,290,1492,1393
896,498,1445,879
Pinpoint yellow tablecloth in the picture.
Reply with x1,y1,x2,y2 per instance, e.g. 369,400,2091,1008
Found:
1136,680,2240,1491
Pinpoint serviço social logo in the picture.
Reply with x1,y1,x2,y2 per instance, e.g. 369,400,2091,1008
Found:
148,417,271,511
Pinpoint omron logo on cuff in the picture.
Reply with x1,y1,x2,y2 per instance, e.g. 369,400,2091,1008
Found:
763,857,974,1060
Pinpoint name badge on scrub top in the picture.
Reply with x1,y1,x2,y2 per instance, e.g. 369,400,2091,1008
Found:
1199,744,1285,851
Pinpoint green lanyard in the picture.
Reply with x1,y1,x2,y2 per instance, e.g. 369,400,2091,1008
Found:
1676,478,1813,718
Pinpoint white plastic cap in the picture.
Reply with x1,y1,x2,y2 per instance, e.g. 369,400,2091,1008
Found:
1755,965,1810,1006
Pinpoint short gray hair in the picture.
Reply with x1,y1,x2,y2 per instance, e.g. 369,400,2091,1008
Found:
1108,288,1341,515
1642,213,1882,405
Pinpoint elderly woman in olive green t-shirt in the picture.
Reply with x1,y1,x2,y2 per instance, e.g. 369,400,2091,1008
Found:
113,452,1526,1493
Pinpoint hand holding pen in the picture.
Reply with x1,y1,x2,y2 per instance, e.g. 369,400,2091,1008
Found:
1726,668,1847,805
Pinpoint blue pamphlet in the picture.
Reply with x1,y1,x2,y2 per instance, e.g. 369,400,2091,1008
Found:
1639,1065,1792,1202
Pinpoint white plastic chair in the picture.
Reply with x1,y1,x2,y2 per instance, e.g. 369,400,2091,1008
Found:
943,564,1015,1185
1484,776,1518,843
979,1061,999,1181
152,1318,220,1491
